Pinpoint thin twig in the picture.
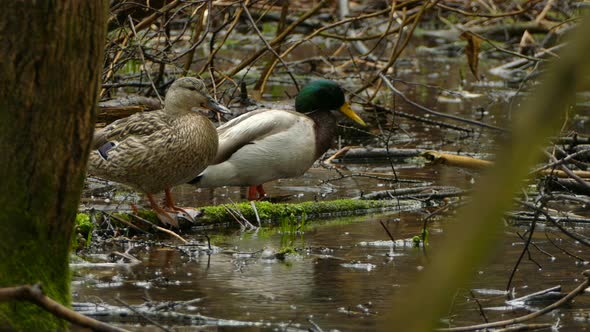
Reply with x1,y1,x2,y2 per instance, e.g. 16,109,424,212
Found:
127,213,188,244
379,74,508,132
435,1,541,18
379,220,396,243
506,201,541,291
468,290,488,323
517,199,590,248
250,201,261,228
128,16,163,104
103,211,150,234
544,230,586,262
241,1,299,91
114,297,171,332
544,150,590,191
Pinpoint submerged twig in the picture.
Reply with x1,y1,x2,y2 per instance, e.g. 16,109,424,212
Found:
438,270,590,331
379,74,508,132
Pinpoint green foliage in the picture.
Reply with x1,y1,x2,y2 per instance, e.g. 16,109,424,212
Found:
275,246,297,261
278,212,306,249
122,59,141,75
422,228,429,245
411,235,421,247
261,22,276,35
75,213,92,236
411,229,428,247
72,213,94,250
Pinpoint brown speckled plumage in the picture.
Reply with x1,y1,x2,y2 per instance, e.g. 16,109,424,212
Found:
88,77,221,195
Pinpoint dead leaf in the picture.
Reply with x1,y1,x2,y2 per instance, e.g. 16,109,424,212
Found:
519,30,537,55
460,31,482,80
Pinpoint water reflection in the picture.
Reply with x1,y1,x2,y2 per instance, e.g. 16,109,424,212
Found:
72,208,590,331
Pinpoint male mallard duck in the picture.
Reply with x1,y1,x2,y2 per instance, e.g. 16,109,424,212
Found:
189,80,366,200
88,77,228,226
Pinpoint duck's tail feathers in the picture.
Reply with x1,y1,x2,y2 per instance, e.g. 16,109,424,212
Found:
188,174,203,185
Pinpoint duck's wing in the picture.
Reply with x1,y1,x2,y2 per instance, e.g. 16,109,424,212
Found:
93,111,170,147
213,109,303,164
92,111,170,159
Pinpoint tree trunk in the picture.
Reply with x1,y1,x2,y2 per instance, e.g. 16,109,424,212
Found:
0,2,107,330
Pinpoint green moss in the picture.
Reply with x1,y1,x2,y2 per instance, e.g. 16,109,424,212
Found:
200,199,413,224
76,199,420,231
0,238,71,331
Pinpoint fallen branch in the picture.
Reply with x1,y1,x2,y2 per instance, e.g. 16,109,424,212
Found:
424,151,590,178
546,178,590,195
0,284,129,332
423,151,492,170
327,147,494,163
97,96,161,125
357,186,466,200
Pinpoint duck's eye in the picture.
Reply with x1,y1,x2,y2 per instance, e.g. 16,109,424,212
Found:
186,86,197,91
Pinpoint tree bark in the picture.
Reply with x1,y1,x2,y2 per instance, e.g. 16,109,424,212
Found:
0,2,107,330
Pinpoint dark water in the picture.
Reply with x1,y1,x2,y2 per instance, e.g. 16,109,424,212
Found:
75,55,590,331
72,203,590,331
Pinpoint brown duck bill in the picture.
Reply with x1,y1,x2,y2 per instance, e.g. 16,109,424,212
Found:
205,97,231,115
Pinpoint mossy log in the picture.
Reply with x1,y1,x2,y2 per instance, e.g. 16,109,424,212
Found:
81,199,425,232
196,199,423,226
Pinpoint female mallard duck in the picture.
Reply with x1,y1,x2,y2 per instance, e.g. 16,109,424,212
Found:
189,80,366,200
88,77,228,226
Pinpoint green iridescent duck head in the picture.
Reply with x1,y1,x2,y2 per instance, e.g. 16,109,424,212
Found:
294,80,366,126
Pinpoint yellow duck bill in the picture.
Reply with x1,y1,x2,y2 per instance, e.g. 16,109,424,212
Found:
339,102,366,126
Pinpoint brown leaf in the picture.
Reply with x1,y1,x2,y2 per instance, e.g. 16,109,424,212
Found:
460,31,482,80
519,30,537,56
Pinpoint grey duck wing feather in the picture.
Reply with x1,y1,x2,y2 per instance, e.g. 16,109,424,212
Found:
213,109,297,164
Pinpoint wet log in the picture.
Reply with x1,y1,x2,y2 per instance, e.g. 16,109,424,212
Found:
423,151,492,169
334,147,423,161
489,44,564,80
73,301,247,328
547,178,590,196
181,198,423,226
80,199,424,232
331,147,495,164
571,145,590,162
357,186,467,200
419,21,553,41
97,96,162,126
506,212,590,224
553,136,590,145
424,151,590,178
